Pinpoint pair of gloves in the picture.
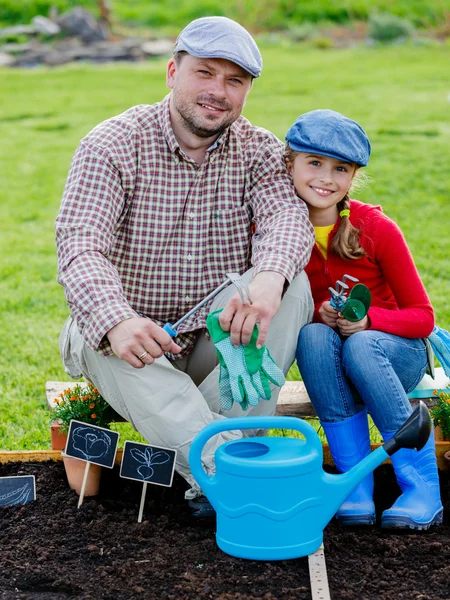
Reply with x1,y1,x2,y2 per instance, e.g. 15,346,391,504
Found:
206,309,285,412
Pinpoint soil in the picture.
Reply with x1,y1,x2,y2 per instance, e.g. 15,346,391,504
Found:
0,461,449,600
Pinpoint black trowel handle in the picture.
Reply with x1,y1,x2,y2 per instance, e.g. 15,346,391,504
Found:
383,401,432,456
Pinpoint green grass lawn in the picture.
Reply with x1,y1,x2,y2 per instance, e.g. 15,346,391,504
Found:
0,43,449,450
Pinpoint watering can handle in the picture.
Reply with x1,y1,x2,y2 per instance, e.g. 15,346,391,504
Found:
188,416,321,494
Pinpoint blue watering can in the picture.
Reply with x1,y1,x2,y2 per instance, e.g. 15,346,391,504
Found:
189,402,431,561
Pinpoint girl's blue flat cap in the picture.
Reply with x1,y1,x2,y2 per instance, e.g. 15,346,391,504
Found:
286,109,371,166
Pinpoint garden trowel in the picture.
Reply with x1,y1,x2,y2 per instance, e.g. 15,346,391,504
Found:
329,275,371,322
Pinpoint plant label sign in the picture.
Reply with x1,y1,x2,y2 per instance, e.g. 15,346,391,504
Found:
65,420,119,469
120,441,177,487
0,475,36,507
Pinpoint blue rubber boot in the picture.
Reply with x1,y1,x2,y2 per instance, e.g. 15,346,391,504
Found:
381,430,443,530
321,409,376,526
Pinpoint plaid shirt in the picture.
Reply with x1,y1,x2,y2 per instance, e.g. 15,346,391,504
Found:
56,94,314,358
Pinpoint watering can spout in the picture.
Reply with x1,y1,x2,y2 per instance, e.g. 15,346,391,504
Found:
383,400,431,455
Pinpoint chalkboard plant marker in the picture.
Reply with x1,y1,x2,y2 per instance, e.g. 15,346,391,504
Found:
64,419,120,507
120,441,177,522
0,476,36,507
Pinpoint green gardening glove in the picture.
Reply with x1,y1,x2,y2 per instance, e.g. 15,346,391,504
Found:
206,309,286,412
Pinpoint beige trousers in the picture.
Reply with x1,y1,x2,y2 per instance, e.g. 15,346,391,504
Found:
60,269,313,491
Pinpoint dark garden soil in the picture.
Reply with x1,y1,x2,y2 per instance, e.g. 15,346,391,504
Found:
0,460,449,600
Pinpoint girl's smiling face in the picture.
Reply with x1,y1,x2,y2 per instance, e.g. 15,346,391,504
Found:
289,152,357,225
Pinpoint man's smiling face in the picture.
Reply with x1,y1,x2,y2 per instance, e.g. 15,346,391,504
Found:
167,54,253,139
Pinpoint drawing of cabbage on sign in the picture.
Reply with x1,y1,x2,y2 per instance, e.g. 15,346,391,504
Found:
73,426,112,461
130,447,170,480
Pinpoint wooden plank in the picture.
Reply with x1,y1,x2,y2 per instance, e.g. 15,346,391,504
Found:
0,450,62,463
46,380,433,418
0,449,124,465
47,380,315,415
308,544,331,600
276,381,316,417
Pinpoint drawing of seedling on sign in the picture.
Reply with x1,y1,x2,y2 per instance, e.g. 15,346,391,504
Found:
131,447,170,480
120,441,177,522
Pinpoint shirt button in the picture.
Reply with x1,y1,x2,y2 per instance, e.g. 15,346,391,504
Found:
185,295,191,303
186,254,192,261
189,212,195,219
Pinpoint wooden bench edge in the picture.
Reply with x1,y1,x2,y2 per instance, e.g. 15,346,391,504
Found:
46,380,317,417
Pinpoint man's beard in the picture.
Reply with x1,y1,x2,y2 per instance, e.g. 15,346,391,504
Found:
173,93,237,138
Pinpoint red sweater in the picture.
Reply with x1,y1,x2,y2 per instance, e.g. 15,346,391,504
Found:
306,200,434,339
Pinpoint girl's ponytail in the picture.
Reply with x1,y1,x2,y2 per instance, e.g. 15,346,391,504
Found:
330,196,366,260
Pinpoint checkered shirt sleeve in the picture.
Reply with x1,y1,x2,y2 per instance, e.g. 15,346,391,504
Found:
56,95,314,358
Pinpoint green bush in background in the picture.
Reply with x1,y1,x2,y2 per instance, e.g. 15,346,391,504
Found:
368,12,415,42
0,0,448,30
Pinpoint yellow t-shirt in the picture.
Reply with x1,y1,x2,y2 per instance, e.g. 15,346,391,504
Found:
314,224,334,259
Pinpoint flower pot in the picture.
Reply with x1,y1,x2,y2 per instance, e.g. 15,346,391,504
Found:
434,425,449,442
50,421,68,451
444,451,450,470
62,453,102,496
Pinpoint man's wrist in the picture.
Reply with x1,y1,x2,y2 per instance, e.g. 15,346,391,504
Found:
252,270,286,290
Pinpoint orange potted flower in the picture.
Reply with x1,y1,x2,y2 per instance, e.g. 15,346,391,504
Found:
51,382,117,495
430,386,450,442
51,382,116,436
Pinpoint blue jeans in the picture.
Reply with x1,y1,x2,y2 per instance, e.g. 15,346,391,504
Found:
296,324,428,433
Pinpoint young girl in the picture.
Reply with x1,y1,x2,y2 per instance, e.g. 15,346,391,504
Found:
285,109,443,530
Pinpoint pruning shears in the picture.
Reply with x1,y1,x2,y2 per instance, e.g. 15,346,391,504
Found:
328,274,371,322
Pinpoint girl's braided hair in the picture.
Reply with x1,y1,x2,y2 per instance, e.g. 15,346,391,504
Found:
332,195,366,259
285,145,366,260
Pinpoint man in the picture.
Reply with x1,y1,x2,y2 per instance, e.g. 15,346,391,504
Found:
56,16,314,515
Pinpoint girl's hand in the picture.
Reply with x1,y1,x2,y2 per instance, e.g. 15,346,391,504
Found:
318,301,339,328
336,315,369,337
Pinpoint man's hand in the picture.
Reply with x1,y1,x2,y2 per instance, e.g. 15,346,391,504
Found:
219,271,285,348
106,317,181,368
318,301,340,328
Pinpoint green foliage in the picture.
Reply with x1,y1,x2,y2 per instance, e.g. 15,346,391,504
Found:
430,388,450,439
0,44,448,451
0,0,97,26
312,35,334,49
0,32,30,44
0,0,448,29
368,12,414,42
51,382,117,433
286,22,316,43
